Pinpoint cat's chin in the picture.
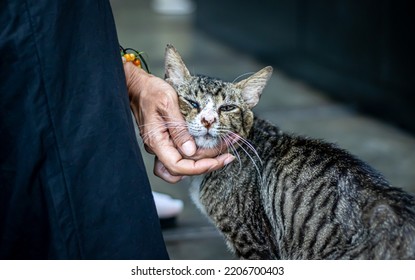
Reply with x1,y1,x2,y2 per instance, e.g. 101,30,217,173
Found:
194,135,220,150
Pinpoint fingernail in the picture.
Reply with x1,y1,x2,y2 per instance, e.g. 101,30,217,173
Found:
224,155,236,165
181,141,196,156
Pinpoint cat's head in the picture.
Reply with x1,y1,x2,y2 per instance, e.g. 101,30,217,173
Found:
164,44,272,149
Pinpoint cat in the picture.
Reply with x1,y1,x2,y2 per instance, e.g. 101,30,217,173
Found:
163,44,415,259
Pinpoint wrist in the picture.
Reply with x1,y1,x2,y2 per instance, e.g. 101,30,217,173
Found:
120,45,152,94
120,45,150,73
124,62,147,90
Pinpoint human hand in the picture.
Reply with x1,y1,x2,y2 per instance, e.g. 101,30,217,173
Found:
124,63,235,183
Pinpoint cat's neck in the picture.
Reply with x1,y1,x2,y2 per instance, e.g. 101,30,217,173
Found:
247,117,284,145
226,116,285,180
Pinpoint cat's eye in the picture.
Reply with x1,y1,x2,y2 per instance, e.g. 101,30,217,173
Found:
220,105,237,112
186,99,200,110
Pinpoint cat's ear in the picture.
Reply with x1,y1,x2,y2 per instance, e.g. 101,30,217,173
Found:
164,44,191,86
236,66,273,108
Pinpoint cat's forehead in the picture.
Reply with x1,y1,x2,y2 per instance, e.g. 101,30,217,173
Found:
190,75,238,99
193,75,223,90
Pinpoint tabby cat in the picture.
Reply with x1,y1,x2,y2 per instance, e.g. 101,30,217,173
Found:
163,44,415,259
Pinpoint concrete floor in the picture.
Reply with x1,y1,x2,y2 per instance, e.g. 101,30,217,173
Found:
110,0,415,259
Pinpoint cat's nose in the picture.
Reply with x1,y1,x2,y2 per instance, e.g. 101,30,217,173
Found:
201,116,216,129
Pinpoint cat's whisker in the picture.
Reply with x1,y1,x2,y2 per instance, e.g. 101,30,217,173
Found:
234,140,263,183
219,129,263,167
159,115,188,124
140,122,189,147
139,124,183,142
218,130,263,182
138,121,166,128
140,122,187,133
232,72,255,83
221,135,243,175
171,129,192,146
227,131,263,166
218,132,249,176
213,140,223,157
138,120,188,132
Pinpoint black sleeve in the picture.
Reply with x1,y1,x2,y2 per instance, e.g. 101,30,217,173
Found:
0,0,168,260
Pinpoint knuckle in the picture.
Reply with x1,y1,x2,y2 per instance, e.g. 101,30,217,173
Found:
144,144,154,154
166,166,180,177
144,132,165,149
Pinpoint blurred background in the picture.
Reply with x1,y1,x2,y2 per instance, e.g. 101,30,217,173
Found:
110,0,415,259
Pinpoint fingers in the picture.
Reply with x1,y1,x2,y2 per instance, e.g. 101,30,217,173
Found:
131,72,198,157
157,93,197,157
154,158,184,184
153,145,235,182
189,142,229,160
144,144,155,155
179,140,196,157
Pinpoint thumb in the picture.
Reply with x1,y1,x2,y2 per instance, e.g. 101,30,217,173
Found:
164,103,196,157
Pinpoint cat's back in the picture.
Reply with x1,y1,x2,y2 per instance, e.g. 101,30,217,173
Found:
251,118,415,259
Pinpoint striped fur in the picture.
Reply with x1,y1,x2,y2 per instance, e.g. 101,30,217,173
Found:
164,45,415,259
201,118,415,259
